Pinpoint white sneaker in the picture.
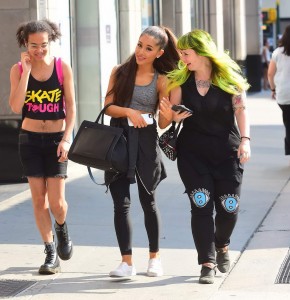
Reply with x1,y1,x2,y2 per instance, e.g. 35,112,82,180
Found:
147,258,163,277
109,262,136,277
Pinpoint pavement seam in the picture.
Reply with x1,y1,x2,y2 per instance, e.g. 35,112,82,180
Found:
239,175,290,254
250,176,290,236
0,164,89,212
0,190,31,212
218,175,290,291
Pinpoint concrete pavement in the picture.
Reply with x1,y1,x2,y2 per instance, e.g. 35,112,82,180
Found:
1,90,290,299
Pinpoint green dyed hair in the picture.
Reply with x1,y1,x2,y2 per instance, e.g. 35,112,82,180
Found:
167,29,250,95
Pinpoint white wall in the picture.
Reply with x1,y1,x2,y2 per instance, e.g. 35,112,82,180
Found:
99,0,118,102
37,0,71,63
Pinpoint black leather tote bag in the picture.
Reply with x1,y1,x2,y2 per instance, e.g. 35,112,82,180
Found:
68,103,128,173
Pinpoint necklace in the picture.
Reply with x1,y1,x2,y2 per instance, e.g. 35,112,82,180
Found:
195,79,211,88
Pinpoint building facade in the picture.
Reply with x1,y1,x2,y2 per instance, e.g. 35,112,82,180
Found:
0,0,288,181
0,0,264,124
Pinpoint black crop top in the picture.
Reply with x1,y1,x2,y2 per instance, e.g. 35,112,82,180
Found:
22,59,65,120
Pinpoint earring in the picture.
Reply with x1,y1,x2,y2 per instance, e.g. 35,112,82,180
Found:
156,56,160,58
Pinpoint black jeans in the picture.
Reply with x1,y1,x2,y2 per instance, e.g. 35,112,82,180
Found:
109,174,160,255
179,167,241,265
278,104,290,155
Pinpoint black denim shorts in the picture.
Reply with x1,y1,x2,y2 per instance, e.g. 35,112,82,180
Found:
18,129,68,178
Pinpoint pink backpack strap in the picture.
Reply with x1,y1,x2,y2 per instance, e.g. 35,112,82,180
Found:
55,57,64,85
18,58,63,85
18,62,23,74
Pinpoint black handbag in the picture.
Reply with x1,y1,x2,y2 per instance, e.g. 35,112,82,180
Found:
158,121,182,161
68,103,128,173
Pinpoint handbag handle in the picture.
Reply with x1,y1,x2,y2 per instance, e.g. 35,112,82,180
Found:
88,102,119,188
95,103,115,124
172,120,183,137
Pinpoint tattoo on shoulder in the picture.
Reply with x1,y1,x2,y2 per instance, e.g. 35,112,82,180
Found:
232,94,246,111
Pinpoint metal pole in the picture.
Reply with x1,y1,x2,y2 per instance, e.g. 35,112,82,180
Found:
276,0,280,42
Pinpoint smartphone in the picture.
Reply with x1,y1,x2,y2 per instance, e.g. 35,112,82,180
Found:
127,113,154,126
171,105,193,114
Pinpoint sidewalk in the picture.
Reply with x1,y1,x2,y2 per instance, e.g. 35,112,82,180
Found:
1,90,290,299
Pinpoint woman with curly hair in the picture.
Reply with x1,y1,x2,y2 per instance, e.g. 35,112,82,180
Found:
9,19,76,275
159,29,251,284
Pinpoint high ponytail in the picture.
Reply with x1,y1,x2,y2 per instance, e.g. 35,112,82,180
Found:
152,26,180,74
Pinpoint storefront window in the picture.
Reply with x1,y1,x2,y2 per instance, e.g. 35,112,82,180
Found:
190,0,198,28
141,0,154,30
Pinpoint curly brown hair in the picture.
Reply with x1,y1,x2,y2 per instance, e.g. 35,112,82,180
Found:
16,19,61,47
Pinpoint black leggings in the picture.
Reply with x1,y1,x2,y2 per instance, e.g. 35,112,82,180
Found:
178,163,241,265
109,175,160,255
278,104,290,155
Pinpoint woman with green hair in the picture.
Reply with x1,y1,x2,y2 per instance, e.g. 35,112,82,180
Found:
159,29,251,284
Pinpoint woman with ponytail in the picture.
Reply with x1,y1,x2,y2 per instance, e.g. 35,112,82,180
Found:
104,26,179,278
159,29,251,284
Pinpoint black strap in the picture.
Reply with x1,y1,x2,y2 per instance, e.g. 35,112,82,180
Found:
126,126,138,184
95,103,114,124
174,120,183,137
87,102,117,189
88,167,122,193
87,167,104,186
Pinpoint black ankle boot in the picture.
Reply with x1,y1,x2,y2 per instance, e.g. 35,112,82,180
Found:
39,242,61,275
54,221,73,260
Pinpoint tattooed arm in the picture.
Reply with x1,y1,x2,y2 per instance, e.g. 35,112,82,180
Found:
232,92,251,163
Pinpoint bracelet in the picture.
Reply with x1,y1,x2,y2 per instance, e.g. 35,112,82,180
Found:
241,136,251,141
271,88,275,92
62,138,71,144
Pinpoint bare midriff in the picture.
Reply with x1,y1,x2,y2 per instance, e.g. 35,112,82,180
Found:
22,118,65,133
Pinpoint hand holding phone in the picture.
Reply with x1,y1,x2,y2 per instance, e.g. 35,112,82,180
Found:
127,113,153,126
171,105,193,114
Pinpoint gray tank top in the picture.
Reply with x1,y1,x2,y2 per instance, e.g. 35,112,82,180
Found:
129,71,158,113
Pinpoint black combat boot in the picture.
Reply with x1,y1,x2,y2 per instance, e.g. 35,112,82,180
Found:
54,221,73,260
39,242,61,275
